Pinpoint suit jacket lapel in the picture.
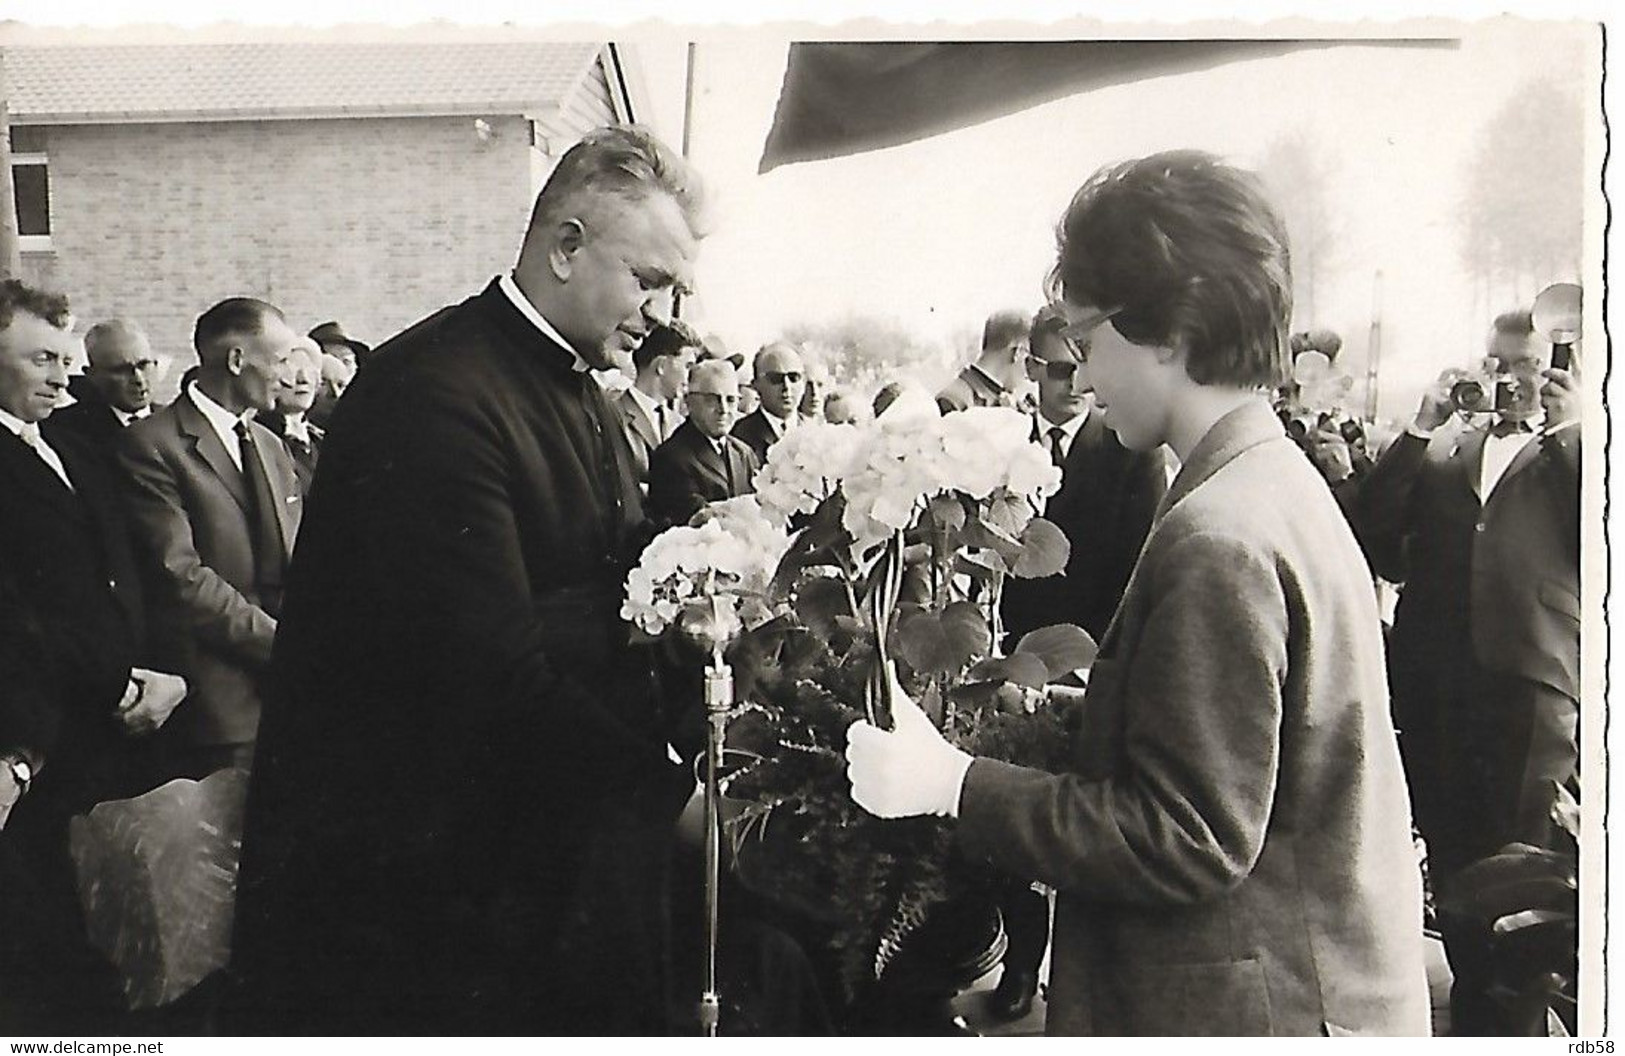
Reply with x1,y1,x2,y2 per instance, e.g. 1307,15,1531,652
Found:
246,426,296,559
176,394,251,512
623,395,659,453
1453,428,1490,504
0,430,81,512
1481,429,1546,510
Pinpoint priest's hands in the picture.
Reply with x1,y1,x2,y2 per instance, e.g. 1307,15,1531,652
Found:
845,664,974,819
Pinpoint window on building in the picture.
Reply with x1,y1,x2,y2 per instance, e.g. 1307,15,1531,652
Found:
8,126,50,246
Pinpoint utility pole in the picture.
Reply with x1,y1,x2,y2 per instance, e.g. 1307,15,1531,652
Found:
0,50,23,277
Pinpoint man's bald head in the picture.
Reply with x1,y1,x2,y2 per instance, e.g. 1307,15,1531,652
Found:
753,342,806,419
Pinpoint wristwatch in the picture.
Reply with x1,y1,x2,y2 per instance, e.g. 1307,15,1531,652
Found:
2,755,32,798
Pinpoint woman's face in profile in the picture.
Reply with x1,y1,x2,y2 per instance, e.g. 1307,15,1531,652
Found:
1064,306,1168,452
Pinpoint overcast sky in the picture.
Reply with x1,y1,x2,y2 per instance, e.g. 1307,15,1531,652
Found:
624,22,1597,419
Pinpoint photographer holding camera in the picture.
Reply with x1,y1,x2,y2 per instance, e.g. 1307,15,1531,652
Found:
1352,307,1580,1034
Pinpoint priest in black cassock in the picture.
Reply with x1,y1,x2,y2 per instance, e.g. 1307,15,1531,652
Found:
229,126,707,1035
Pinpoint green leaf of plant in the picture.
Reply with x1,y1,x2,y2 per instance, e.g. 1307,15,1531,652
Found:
891,601,992,675
1009,517,1071,579
965,652,1051,690
984,492,1035,538
796,576,852,640
1013,623,1098,679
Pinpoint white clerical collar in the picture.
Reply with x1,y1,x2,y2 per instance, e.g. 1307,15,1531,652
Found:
762,409,797,437
497,273,590,373
187,381,253,467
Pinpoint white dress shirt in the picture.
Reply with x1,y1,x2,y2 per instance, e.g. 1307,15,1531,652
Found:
761,409,797,439
497,273,590,373
1479,427,1537,500
1036,407,1089,463
283,415,313,445
187,382,253,472
0,407,74,490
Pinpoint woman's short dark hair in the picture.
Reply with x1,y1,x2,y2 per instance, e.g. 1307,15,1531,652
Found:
1046,149,1293,388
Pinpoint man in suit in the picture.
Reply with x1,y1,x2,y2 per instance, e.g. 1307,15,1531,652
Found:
936,309,1028,414
648,358,759,529
43,319,160,456
0,280,187,1031
258,337,324,495
1003,303,1167,645
846,152,1429,1036
617,319,699,487
984,303,1167,1022
118,298,303,782
732,341,804,465
1352,311,1580,1033
229,126,706,1034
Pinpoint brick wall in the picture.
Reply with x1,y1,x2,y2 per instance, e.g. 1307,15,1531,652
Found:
24,115,534,397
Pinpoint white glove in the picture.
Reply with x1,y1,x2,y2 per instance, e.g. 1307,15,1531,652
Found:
845,666,974,819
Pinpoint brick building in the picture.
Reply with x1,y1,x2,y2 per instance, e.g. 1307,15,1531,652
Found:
3,39,648,392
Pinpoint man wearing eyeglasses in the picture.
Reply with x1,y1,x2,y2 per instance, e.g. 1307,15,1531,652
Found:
733,341,806,465
648,358,759,530
44,319,161,457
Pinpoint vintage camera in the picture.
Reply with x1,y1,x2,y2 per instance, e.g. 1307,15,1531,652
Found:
1449,373,1522,415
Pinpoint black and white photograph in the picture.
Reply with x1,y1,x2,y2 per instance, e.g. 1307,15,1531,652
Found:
0,0,1610,1041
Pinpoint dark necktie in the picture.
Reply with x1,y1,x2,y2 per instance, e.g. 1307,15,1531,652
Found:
1048,425,1069,468
722,441,739,495
1489,418,1533,439
235,420,286,616
654,403,670,442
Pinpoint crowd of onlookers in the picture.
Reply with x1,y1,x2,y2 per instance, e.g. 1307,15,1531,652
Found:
0,256,1582,1035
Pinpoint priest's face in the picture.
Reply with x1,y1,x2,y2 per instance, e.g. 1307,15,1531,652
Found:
554,191,698,370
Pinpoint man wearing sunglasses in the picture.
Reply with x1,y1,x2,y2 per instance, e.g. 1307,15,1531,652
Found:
986,304,1167,1022
733,340,806,465
44,319,161,457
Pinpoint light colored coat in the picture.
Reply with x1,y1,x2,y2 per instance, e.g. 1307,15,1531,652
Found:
959,399,1430,1036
